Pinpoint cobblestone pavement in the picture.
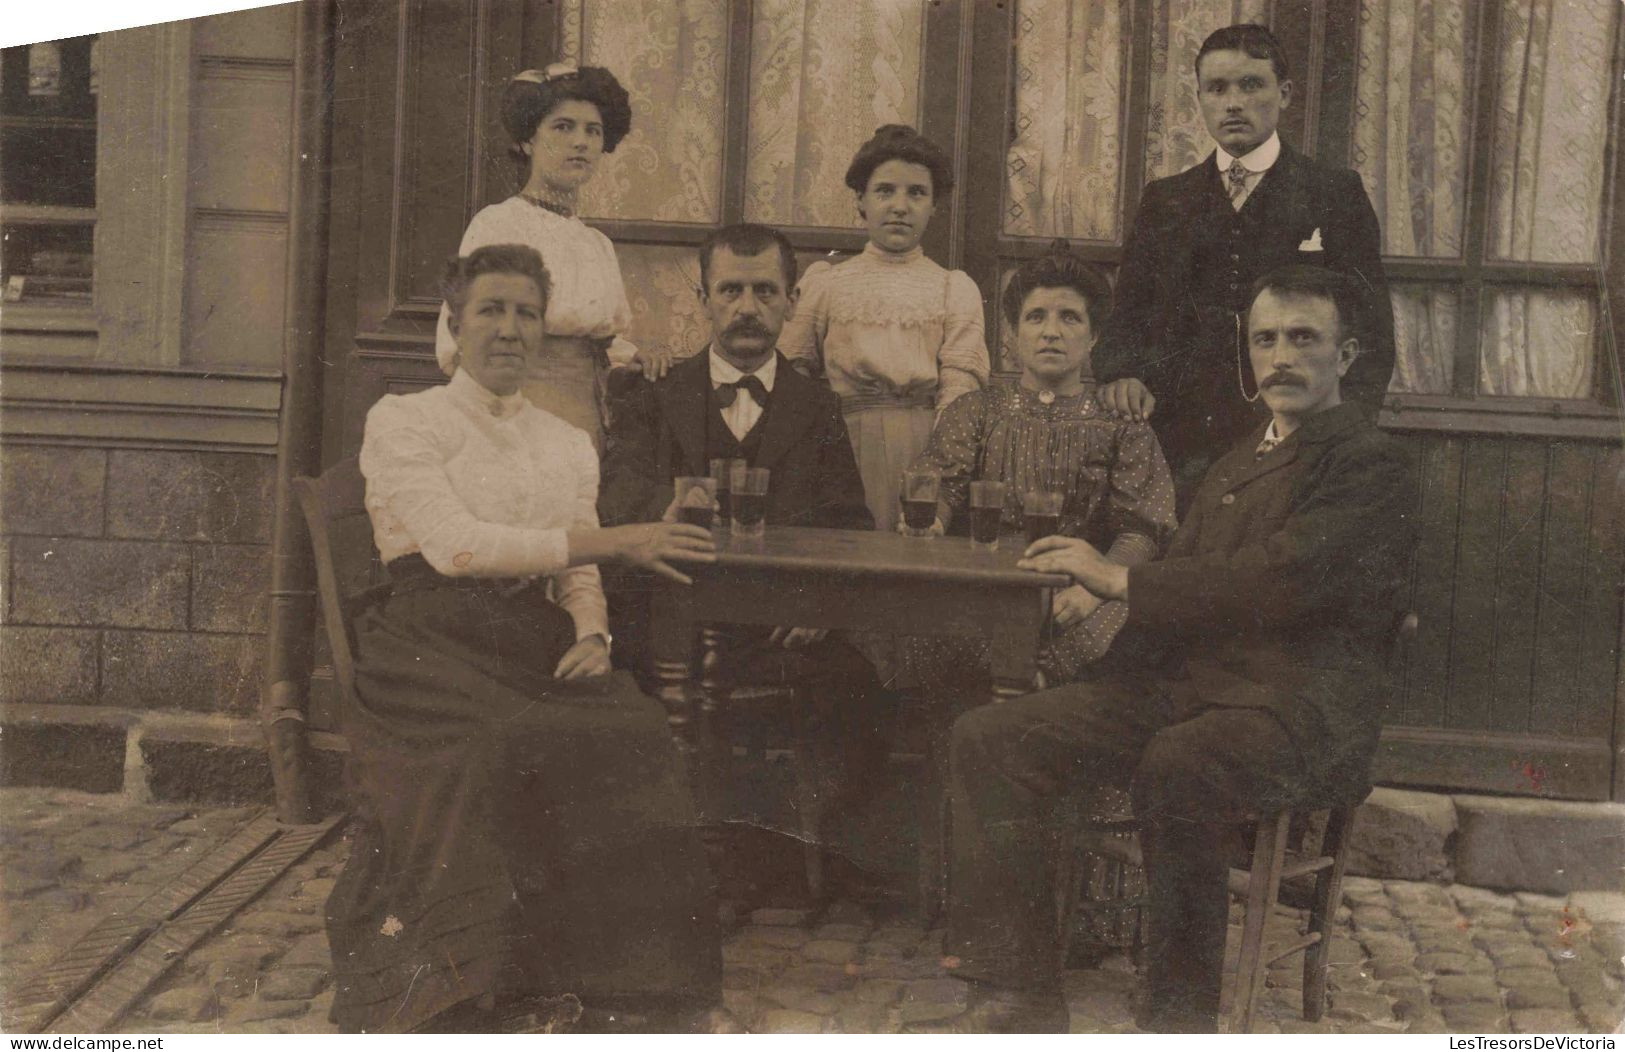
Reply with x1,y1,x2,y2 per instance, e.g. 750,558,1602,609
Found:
2,788,1621,1034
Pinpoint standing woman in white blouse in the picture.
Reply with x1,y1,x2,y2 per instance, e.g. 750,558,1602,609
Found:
434,64,669,454
329,245,739,1035
779,125,991,532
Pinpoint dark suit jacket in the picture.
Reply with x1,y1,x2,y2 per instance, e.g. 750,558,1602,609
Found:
599,349,872,532
1093,144,1396,481
1117,402,1416,788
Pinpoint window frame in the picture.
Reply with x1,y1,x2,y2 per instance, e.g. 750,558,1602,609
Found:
1319,0,1625,438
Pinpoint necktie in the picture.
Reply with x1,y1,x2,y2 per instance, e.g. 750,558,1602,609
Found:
713,374,768,410
1255,433,1282,459
1228,158,1251,210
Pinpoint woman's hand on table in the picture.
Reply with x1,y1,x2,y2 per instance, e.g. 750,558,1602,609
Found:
609,522,714,585
1052,584,1103,628
633,345,676,381
554,635,611,680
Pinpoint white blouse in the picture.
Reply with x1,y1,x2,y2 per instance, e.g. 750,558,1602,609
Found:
778,243,989,409
359,369,608,641
432,196,639,370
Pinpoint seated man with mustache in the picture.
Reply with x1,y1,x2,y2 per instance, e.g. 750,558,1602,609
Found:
600,222,896,874
923,265,1417,1033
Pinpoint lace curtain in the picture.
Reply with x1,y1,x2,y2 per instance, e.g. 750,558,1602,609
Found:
744,0,925,227
1004,0,1125,240
1353,0,1617,397
1351,0,1470,394
559,0,724,359
1144,0,1269,181
560,0,724,224
1479,0,1615,398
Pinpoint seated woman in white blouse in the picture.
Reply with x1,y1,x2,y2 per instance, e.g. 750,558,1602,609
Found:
325,244,738,1035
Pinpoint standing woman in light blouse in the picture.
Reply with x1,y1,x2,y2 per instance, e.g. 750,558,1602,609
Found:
434,64,669,454
328,245,738,1034
779,125,990,532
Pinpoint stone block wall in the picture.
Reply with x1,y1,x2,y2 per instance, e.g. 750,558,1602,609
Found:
1,444,273,717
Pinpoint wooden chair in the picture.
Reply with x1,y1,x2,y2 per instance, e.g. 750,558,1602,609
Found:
1064,801,1360,1031
1059,612,1418,1032
289,457,386,738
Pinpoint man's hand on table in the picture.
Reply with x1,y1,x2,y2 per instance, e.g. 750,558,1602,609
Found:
1018,536,1129,603
769,627,827,649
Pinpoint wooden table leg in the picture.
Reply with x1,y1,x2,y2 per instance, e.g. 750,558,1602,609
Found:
987,589,1049,706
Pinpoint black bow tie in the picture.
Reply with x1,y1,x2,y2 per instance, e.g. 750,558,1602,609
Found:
713,374,768,409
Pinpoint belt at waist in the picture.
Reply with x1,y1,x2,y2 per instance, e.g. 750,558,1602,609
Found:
840,390,936,414
384,552,530,596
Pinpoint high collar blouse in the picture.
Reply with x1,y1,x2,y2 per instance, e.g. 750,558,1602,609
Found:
358,369,607,641
433,195,639,371
778,242,989,408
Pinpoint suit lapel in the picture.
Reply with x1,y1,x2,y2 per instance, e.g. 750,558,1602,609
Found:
656,353,712,476
753,355,821,470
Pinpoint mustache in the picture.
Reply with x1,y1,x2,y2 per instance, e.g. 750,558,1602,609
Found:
1261,372,1306,390
725,319,773,337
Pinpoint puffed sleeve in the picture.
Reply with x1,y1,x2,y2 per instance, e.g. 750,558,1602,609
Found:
936,270,990,408
433,206,515,372
548,427,610,640
912,389,987,529
360,395,570,578
1103,420,1178,566
779,261,833,376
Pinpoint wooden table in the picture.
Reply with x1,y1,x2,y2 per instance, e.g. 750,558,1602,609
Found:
651,524,1069,907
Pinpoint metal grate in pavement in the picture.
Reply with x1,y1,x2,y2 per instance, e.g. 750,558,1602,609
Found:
10,812,341,1034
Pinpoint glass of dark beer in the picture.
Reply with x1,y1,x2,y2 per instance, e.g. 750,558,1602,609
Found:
901,469,941,538
729,465,769,538
673,476,717,529
1023,489,1063,546
968,480,1007,551
709,457,745,529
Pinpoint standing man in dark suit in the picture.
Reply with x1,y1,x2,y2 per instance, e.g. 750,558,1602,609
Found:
922,267,1416,1033
599,222,894,832
1094,23,1395,509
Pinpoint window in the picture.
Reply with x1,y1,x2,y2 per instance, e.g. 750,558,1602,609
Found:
1354,0,1621,423
1,35,99,310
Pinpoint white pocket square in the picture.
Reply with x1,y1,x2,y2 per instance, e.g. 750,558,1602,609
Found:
1298,228,1324,252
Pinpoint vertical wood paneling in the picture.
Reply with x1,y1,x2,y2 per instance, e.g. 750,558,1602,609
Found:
1448,437,1506,729
1489,440,1547,731
1531,442,1595,738
394,0,478,307
1580,446,1624,742
1386,431,1426,725
1402,433,1464,728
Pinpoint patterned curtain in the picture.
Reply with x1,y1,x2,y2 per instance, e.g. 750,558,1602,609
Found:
744,0,925,228
1143,0,1269,181
1351,0,1470,394
559,0,727,360
560,0,725,224
1004,0,1125,241
1479,0,1615,398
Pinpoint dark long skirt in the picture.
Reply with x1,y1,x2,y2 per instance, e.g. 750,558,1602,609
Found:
325,566,722,1033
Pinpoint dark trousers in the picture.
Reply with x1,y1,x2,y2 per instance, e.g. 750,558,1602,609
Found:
942,673,1313,1032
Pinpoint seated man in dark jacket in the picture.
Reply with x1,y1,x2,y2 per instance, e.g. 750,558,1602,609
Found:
926,265,1417,1033
599,222,894,837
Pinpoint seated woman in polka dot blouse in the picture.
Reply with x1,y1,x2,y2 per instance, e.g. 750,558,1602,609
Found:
905,243,1178,690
